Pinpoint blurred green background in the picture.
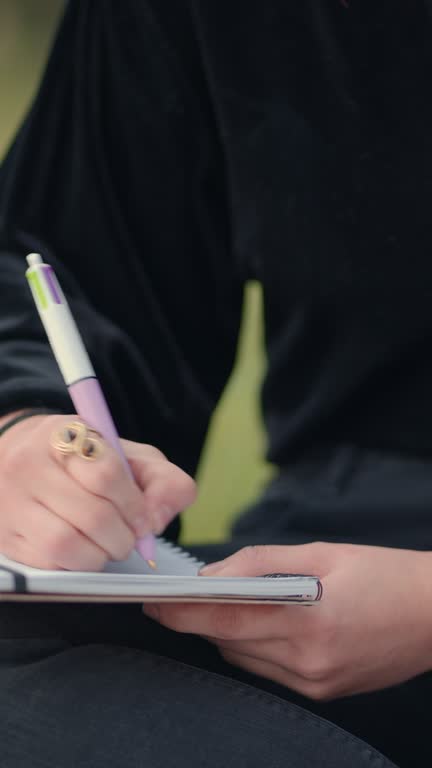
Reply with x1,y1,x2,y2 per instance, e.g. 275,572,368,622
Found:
0,0,274,544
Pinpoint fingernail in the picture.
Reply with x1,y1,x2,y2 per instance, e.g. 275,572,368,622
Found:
199,560,225,576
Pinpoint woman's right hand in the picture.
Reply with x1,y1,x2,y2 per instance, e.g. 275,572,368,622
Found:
0,413,196,571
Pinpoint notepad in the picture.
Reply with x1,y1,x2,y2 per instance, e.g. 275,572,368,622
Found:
0,538,322,605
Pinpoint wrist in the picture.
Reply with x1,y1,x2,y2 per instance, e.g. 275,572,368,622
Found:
0,411,28,429
0,408,58,437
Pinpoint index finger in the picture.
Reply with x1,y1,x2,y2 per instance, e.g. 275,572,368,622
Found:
142,601,313,641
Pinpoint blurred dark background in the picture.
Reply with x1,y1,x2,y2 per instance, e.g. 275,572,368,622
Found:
0,0,273,544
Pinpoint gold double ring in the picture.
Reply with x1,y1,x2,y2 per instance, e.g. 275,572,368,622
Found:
50,420,104,461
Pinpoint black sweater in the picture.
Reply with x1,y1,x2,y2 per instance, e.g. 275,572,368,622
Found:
2,1,432,546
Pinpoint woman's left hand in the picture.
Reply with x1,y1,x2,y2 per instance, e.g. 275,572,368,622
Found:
142,542,432,700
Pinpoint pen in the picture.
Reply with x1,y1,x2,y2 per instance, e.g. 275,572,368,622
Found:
25,253,157,568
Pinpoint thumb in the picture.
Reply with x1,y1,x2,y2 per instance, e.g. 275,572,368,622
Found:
199,542,335,578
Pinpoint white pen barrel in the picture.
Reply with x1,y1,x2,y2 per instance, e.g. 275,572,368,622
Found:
25,254,156,564
26,260,95,385
36,302,95,385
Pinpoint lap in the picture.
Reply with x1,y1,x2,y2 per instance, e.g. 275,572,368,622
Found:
0,622,394,768
0,560,418,768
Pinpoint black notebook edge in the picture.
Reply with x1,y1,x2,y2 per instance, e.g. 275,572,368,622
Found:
0,566,27,593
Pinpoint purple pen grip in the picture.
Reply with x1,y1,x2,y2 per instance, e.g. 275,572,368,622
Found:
69,378,130,473
68,378,156,561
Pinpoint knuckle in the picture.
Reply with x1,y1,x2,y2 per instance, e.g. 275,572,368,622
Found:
301,679,335,702
176,472,197,505
142,444,167,461
89,456,120,494
296,653,331,683
238,544,273,566
1,445,30,478
307,540,329,558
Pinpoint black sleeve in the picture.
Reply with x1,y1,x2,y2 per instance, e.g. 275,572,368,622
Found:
0,0,243,478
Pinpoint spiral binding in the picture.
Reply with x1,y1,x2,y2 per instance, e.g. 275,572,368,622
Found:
157,537,205,570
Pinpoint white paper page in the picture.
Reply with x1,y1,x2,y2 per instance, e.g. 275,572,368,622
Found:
104,539,203,576
0,538,203,579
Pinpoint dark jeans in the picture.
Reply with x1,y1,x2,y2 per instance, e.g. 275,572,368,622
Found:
0,600,396,768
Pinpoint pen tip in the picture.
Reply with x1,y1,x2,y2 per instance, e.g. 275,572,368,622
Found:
147,560,157,570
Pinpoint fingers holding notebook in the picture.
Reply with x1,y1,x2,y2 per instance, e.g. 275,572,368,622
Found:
144,542,432,701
